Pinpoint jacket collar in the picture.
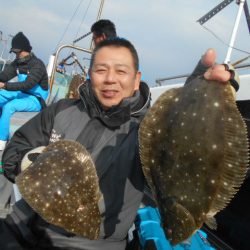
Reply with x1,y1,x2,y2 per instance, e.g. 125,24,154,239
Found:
78,80,151,128
15,52,35,64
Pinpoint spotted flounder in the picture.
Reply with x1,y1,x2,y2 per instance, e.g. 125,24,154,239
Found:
139,78,249,245
16,140,102,240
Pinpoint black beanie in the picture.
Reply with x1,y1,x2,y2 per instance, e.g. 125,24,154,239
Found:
10,32,32,53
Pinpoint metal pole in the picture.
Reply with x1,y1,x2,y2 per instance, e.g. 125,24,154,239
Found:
224,0,246,63
48,44,92,104
90,0,105,50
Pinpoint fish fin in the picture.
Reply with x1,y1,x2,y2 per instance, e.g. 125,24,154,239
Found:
205,216,217,230
212,84,249,213
162,197,197,245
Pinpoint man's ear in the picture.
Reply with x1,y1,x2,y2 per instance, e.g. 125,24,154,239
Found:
134,71,141,90
102,34,107,40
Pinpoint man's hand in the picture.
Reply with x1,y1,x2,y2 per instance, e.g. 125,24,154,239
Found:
202,48,238,99
202,49,231,82
21,146,46,171
0,82,5,89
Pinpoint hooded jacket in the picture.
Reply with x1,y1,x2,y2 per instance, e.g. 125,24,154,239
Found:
2,80,151,249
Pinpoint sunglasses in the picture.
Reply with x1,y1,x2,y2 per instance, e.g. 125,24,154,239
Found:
10,49,22,54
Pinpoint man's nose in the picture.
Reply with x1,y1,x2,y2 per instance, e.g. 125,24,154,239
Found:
105,70,116,83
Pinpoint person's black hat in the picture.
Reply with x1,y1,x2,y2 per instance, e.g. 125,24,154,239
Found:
10,32,32,53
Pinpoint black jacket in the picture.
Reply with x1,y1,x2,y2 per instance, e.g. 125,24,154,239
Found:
0,52,48,91
2,80,151,249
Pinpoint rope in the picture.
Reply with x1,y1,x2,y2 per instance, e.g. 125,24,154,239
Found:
73,31,92,44
232,54,250,66
73,0,93,43
200,24,250,56
54,0,85,51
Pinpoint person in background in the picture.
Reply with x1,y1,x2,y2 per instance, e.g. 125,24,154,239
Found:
0,32,49,151
91,19,117,47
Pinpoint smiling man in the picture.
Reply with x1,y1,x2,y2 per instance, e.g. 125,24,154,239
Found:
90,39,141,109
0,38,234,250
1,38,151,250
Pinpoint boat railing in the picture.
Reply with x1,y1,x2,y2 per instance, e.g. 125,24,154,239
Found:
0,58,6,72
47,44,92,104
0,55,12,72
155,63,250,86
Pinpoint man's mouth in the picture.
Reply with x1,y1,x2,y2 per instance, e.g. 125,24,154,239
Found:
102,90,118,98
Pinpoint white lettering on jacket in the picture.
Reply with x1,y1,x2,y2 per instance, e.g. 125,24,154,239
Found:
50,129,62,143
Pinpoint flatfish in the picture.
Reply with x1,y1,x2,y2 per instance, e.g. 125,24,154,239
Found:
16,140,102,240
139,78,249,245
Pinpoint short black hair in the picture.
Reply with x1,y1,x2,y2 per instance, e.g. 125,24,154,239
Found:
89,37,139,72
91,19,117,39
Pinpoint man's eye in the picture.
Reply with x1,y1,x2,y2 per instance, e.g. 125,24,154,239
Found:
117,70,126,74
96,69,106,73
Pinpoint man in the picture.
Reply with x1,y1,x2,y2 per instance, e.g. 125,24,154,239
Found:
0,32,49,151
91,19,117,47
0,38,235,250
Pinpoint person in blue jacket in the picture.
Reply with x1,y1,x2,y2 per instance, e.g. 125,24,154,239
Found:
0,32,49,151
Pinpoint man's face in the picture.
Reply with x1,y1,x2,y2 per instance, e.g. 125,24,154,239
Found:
90,46,141,109
12,50,21,59
93,34,106,47
13,50,28,59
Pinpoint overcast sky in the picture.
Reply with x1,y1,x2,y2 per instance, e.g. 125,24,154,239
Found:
0,0,250,86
